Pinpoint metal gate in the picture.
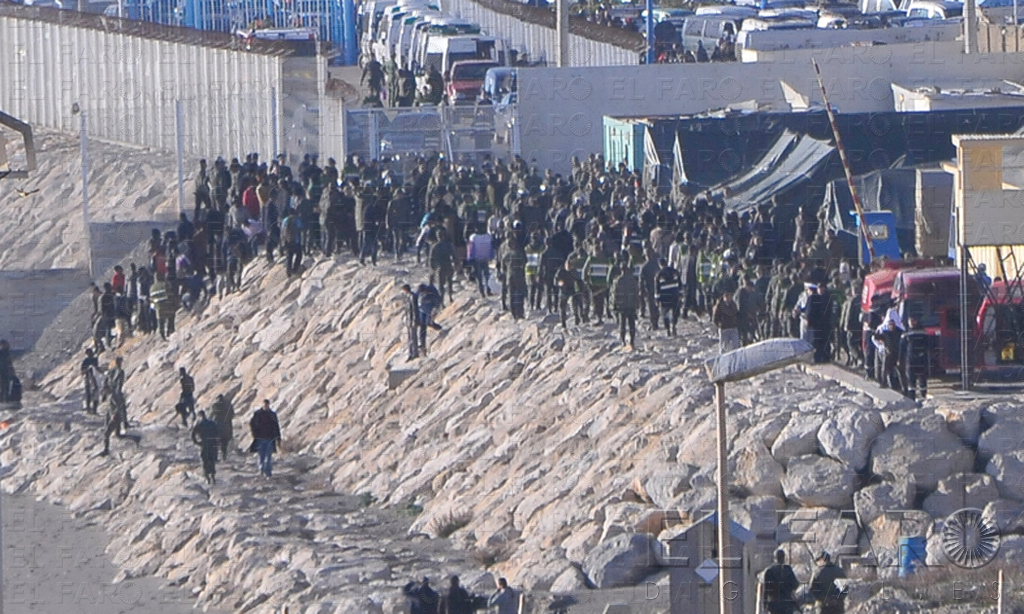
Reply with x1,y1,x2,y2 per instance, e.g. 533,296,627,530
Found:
342,105,511,168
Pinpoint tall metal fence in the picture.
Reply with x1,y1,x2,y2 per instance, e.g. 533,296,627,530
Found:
0,5,286,158
340,106,512,168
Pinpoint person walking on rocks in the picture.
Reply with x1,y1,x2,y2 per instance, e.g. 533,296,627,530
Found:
655,258,682,336
250,399,281,478
191,410,220,485
429,228,457,304
712,292,740,354
611,257,639,349
210,393,235,459
762,549,800,614
810,552,847,614
100,389,136,456
402,284,420,360
486,577,517,614
176,367,197,427
416,283,444,354
81,348,100,414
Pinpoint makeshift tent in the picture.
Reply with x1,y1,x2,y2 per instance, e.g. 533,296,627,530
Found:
716,130,835,212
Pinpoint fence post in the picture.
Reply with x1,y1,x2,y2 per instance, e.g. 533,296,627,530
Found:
80,111,94,279
176,99,185,216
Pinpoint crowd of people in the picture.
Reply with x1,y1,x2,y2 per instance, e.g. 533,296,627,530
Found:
84,147,938,396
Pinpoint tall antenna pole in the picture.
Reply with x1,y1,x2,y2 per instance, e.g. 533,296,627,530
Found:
811,58,876,262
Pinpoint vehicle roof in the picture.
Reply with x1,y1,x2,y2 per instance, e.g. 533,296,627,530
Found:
896,267,961,283
452,59,500,66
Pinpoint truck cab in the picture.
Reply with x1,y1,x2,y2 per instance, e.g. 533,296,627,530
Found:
446,60,500,104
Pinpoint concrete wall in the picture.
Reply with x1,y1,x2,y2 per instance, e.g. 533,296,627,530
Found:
442,0,640,66
514,45,1024,174
0,9,286,158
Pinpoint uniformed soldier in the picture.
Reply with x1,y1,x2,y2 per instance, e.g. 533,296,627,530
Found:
584,246,615,325
525,233,545,313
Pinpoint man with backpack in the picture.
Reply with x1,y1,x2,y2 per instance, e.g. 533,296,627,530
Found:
762,550,800,614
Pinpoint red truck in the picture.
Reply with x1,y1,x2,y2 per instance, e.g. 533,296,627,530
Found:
445,60,500,105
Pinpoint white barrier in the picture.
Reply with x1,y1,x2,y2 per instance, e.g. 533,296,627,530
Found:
0,9,286,158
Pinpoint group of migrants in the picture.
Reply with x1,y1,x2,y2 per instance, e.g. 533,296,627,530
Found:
402,576,518,614
81,348,282,483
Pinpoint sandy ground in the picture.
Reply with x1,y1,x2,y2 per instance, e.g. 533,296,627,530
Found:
2,493,223,614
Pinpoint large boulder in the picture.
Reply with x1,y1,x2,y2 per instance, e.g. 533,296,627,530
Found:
934,404,982,447
643,467,696,509
985,451,1024,501
781,455,856,509
983,499,1024,535
771,415,823,462
733,443,785,498
582,533,659,589
869,415,975,491
923,473,999,521
978,419,1024,462
854,480,915,526
817,407,884,472
550,566,588,593
731,495,784,538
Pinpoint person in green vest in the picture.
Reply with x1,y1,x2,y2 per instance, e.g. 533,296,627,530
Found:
584,245,615,325
525,232,545,313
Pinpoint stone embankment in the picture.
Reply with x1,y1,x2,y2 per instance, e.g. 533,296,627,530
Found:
4,251,1022,612
2,132,1022,613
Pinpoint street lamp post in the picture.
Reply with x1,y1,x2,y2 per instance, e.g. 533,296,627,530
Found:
705,338,814,614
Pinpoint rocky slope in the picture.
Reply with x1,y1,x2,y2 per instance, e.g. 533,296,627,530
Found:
2,133,1023,613
5,248,1022,612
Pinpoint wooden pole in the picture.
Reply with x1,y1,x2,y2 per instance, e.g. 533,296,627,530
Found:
811,58,876,263
998,569,1004,614
716,381,733,614
755,581,763,614
518,591,526,614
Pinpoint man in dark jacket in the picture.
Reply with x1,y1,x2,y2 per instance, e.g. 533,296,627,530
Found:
762,550,800,614
402,284,420,360
250,399,281,478
612,258,640,348
210,394,235,460
429,229,457,304
176,367,196,427
810,552,846,614
191,410,220,484
655,258,682,336
900,316,931,400
439,575,473,614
